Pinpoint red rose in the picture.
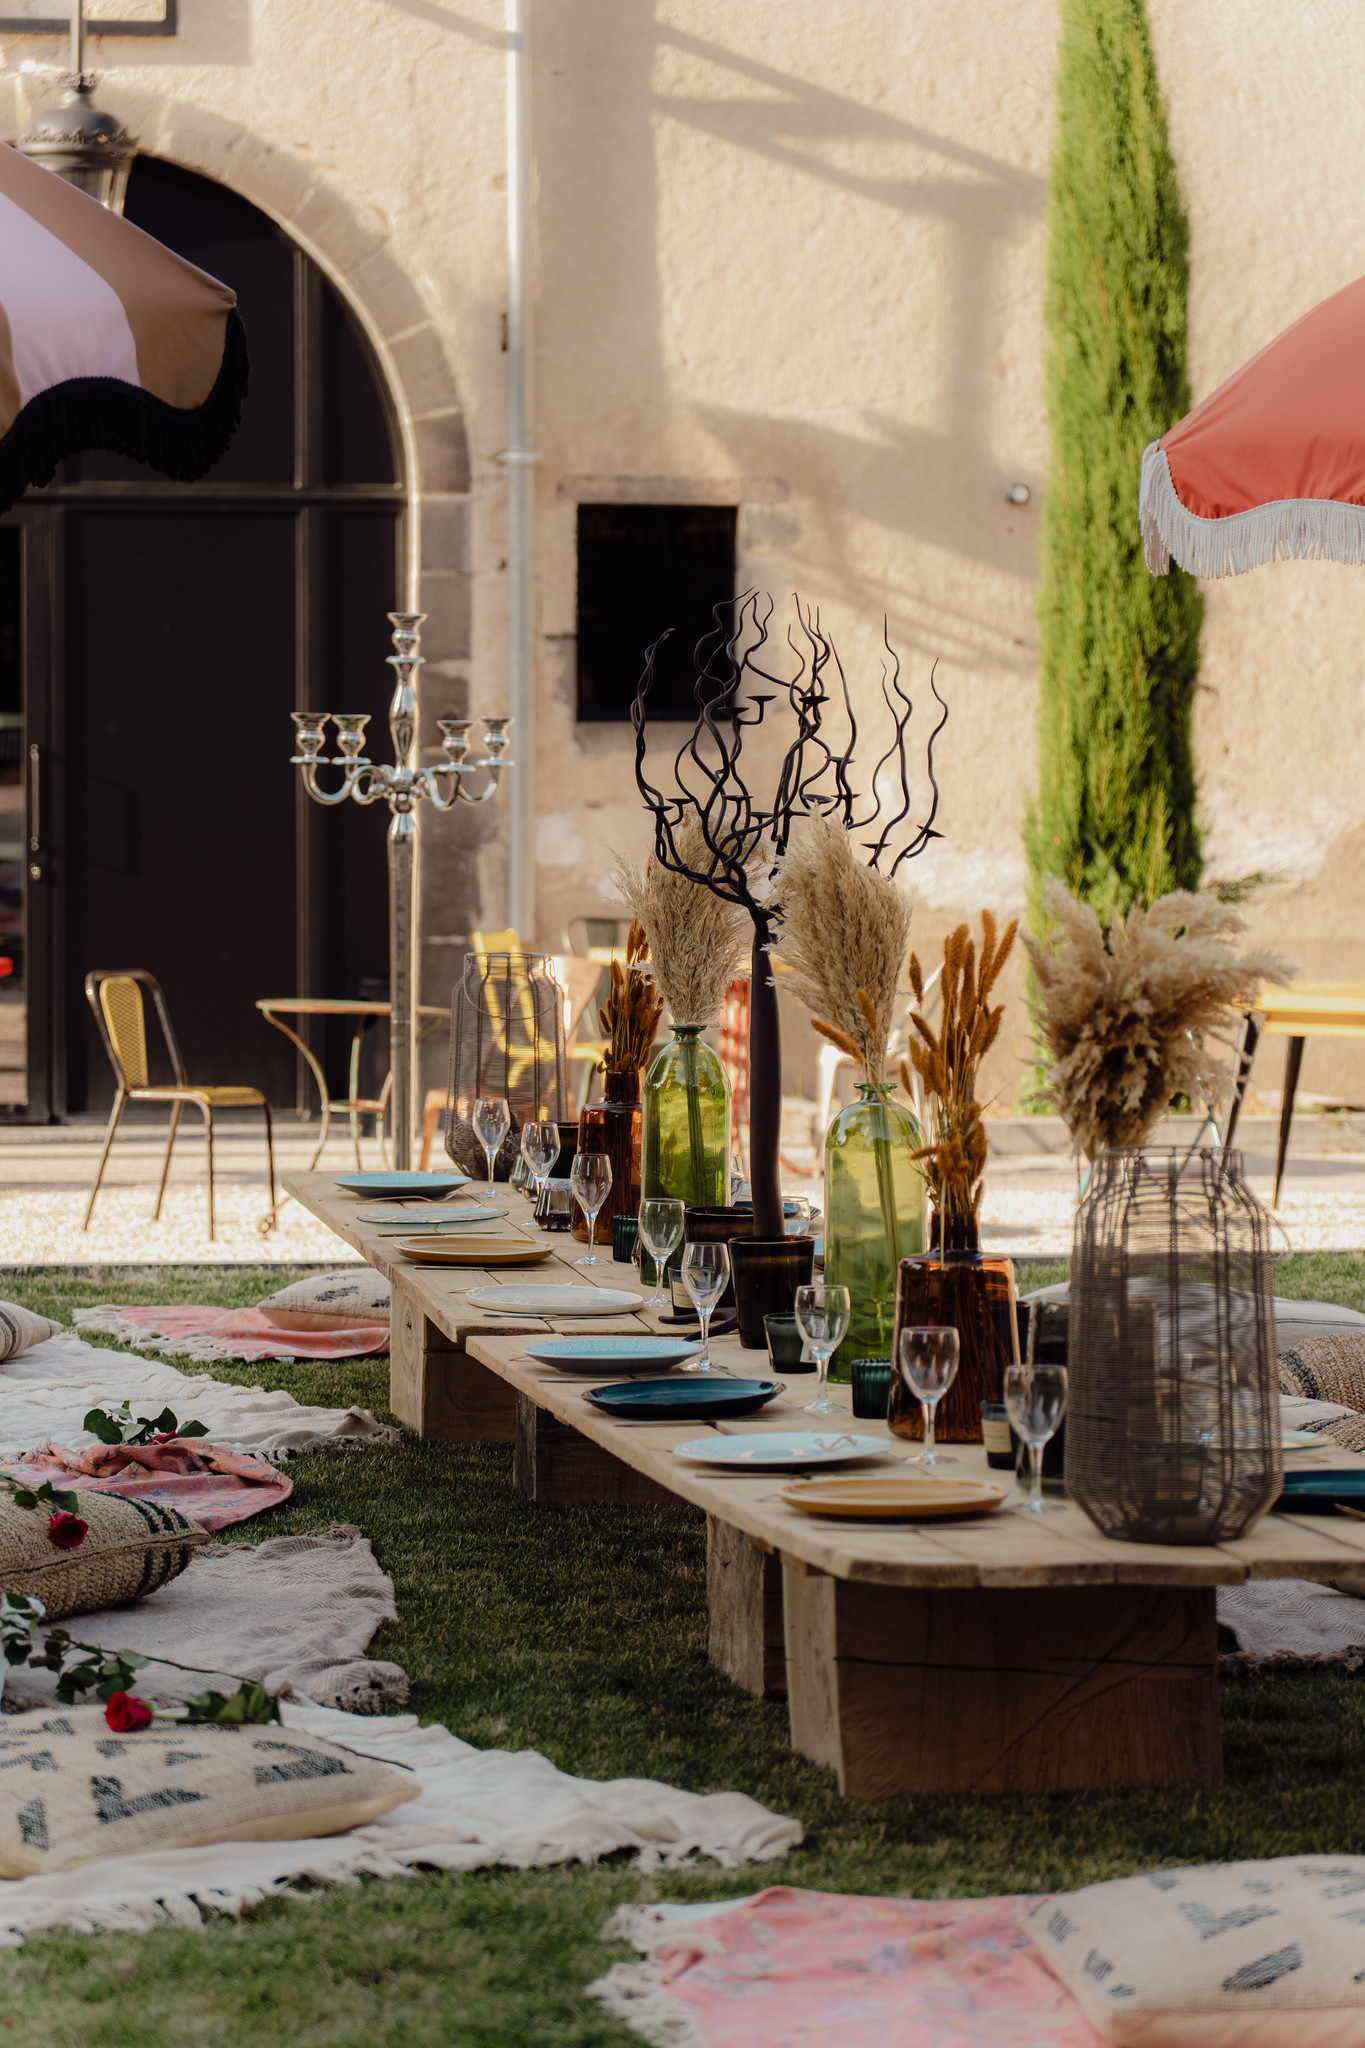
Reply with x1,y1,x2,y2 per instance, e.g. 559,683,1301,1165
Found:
47,1510,87,1550
104,1692,153,1732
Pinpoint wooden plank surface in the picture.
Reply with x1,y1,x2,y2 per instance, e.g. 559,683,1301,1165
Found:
1259,980,1365,1039
284,1169,1365,1592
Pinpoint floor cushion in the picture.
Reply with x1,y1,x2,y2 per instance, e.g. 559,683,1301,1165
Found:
0,1704,418,1875
0,1492,208,1619
258,1272,390,1328
1027,1856,1365,2046
0,1302,62,1363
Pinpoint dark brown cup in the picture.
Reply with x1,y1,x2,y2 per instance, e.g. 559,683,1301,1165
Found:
731,1235,816,1348
682,1206,753,1311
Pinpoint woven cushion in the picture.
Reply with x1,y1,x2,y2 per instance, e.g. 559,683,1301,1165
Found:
259,1271,389,1326
0,1704,418,1876
1027,1856,1365,2046
0,1494,208,1620
0,1301,61,1362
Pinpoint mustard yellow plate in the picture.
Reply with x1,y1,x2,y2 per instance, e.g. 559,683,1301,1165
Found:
780,1474,1007,1521
393,1236,551,1266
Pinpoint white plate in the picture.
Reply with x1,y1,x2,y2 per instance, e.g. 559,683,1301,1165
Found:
1284,1429,1325,1451
671,1431,892,1469
360,1205,508,1226
464,1283,644,1316
525,1336,703,1375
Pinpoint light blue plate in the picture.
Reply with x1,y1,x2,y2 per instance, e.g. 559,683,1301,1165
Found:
524,1335,703,1377
334,1171,469,1197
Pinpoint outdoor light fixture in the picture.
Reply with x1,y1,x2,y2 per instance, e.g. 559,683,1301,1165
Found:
18,0,136,213
291,614,514,1171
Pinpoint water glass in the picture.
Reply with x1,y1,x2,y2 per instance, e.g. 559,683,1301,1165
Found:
521,1119,560,1204
680,1241,730,1371
898,1327,960,1467
472,1095,510,1191
638,1197,685,1309
795,1283,851,1414
569,1151,612,1265
1004,1364,1069,1514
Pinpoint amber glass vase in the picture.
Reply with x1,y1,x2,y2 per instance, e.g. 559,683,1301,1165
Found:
572,1071,643,1241
888,1211,1019,1442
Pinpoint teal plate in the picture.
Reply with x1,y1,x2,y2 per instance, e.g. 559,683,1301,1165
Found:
524,1336,702,1376
1278,1470,1365,1515
586,1377,781,1420
334,1171,470,1197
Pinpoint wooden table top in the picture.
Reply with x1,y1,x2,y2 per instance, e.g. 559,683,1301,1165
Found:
1258,980,1365,1038
285,1171,1365,1592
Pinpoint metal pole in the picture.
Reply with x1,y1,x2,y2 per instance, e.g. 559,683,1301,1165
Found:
70,0,84,77
388,815,416,1170
503,0,536,942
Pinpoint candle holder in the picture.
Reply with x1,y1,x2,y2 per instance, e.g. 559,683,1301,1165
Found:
290,611,513,1168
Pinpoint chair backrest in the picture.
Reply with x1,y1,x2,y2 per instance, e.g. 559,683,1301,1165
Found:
85,970,187,1091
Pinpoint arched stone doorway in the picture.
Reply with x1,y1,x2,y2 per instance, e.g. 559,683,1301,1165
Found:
0,154,412,1119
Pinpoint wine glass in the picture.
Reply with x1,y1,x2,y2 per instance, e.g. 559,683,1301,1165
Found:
521,1119,560,1207
898,1327,960,1467
680,1241,730,1371
472,1096,510,1191
638,1197,685,1310
795,1283,850,1414
569,1150,612,1266
1004,1364,1068,1514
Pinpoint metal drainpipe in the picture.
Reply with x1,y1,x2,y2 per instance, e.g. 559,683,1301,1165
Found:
500,0,538,942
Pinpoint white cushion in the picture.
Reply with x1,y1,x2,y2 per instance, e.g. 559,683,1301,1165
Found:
0,1301,62,1362
1027,1856,1365,2046
258,1271,389,1325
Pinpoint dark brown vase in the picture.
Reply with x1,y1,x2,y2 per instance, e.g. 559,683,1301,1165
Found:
889,1210,1020,1443
730,1236,815,1348
681,1205,753,1310
572,1074,642,1240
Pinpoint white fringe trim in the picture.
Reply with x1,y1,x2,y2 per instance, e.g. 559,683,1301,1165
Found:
1140,441,1365,578
583,1963,707,2048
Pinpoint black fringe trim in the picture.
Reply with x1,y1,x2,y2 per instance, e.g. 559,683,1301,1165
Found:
0,306,249,512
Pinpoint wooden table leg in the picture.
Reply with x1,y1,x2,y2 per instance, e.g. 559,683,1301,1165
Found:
388,1279,517,1442
512,1395,683,1507
783,1564,1220,1798
706,1517,786,1700
1273,1035,1306,1209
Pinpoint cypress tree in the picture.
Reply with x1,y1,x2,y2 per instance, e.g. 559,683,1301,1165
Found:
1028,0,1203,927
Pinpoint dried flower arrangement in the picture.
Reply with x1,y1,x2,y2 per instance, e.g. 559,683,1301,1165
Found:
770,817,912,1088
596,917,665,1077
900,911,1017,1225
1023,879,1288,1159
609,826,753,1029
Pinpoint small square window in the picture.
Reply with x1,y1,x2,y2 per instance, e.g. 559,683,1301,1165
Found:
575,504,737,722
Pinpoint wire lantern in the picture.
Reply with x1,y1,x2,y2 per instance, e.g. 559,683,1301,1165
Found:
444,952,568,1180
1067,1148,1282,1544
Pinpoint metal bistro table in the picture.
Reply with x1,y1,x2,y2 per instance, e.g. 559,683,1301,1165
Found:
257,998,449,1174
288,1168,1365,1804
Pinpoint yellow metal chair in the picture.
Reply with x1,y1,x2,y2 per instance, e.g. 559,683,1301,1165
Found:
84,970,276,1241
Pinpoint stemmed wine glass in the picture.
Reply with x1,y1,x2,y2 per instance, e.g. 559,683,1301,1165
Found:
638,1197,685,1310
472,1096,510,1192
569,1151,612,1266
680,1241,729,1372
521,1120,560,1209
898,1327,959,1467
1004,1363,1069,1513
795,1283,850,1414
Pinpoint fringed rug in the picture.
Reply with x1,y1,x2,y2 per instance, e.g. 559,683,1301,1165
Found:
6,1440,291,1531
1219,1578,1365,1675
74,1303,390,1365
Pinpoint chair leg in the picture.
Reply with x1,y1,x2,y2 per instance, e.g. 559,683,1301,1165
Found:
261,1100,277,1233
1220,1013,1260,1169
83,1089,127,1232
152,1099,185,1223
194,1099,216,1242
1273,1038,1305,1211
419,1093,442,1173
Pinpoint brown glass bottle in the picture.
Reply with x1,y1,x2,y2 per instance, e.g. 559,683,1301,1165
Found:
888,1211,1020,1442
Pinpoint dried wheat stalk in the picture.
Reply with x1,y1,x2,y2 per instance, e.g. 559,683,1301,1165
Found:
900,911,1017,1218
609,825,753,1027
1023,879,1290,1159
769,818,912,1089
597,918,665,1077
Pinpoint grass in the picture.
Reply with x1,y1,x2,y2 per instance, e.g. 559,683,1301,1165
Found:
0,1255,1362,2041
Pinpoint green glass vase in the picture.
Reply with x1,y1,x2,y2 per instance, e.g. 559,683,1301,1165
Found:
642,1025,731,1212
824,1082,926,1378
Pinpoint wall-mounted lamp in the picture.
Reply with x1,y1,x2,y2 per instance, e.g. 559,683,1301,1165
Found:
18,0,136,213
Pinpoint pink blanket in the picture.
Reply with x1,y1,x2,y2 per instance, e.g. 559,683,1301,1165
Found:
9,1440,293,1531
95,1304,390,1363
619,1887,1101,2048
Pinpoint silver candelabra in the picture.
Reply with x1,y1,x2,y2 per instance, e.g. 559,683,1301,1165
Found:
290,611,513,1170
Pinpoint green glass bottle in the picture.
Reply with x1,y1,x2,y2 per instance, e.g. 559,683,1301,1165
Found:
824,1082,926,1378
642,1025,731,1211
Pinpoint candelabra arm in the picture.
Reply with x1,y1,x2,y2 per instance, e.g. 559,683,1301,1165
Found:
293,761,369,807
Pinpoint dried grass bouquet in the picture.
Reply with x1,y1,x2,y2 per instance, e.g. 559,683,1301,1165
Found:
1024,879,1289,1159
596,918,665,1079
769,817,912,1089
900,912,1017,1222
609,824,754,1028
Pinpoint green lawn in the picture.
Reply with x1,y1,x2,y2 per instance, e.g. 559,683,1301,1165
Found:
0,1256,1362,2043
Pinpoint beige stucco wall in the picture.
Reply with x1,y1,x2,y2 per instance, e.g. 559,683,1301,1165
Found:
7,0,1365,1111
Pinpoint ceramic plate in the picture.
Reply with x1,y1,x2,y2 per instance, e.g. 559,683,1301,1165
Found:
1283,1429,1326,1451
670,1431,891,1470
464,1283,643,1316
334,1171,469,1197
393,1236,551,1267
358,1203,506,1226
1277,1470,1365,1515
781,1474,1007,1521
587,1377,781,1420
525,1336,703,1375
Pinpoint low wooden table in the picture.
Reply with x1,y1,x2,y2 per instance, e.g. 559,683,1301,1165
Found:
1223,980,1365,1204
286,1170,1365,1801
